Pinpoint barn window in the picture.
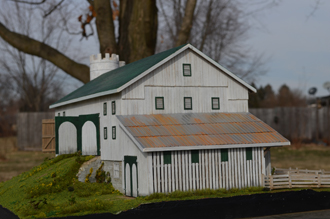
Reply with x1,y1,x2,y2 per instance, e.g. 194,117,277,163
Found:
104,127,107,139
164,151,171,164
112,126,116,140
183,64,191,76
191,150,199,163
212,97,220,110
221,149,228,162
103,102,107,116
112,101,116,115
246,148,253,160
58,113,60,117
63,111,65,117
155,97,164,110
184,97,192,110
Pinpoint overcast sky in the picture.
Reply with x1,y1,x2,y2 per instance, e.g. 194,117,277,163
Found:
247,0,330,97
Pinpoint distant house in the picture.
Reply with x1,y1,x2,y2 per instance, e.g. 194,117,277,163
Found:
50,44,290,197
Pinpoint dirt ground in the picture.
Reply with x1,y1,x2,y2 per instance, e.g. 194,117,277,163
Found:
0,137,54,182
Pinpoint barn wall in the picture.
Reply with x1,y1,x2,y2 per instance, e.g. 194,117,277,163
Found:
150,147,264,194
121,49,249,114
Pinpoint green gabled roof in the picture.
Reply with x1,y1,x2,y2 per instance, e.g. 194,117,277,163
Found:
52,44,187,106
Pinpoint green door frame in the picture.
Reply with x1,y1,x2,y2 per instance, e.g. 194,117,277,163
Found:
124,156,138,197
55,114,100,155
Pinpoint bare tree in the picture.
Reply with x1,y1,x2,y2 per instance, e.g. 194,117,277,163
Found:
0,1,66,112
158,0,270,83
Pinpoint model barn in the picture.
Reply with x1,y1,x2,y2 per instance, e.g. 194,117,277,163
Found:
50,44,290,197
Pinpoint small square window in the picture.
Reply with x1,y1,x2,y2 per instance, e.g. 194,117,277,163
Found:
183,64,191,76
246,148,253,160
164,151,171,164
112,101,116,115
112,126,116,140
184,97,192,110
155,97,164,110
191,150,199,163
212,97,220,110
104,127,108,139
63,111,65,117
221,149,228,162
103,102,107,116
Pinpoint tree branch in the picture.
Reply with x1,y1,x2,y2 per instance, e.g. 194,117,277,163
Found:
0,22,90,83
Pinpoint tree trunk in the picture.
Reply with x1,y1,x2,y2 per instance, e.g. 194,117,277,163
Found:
94,0,117,54
0,22,90,83
118,0,158,63
175,0,197,46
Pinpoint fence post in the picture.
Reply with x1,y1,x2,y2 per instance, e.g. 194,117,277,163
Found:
288,171,292,188
270,175,273,190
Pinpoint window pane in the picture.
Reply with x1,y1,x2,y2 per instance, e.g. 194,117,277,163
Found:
103,102,107,115
183,64,191,76
112,126,116,139
184,97,192,110
112,101,116,115
221,149,228,162
212,98,220,110
155,97,164,110
246,148,252,160
104,127,107,139
191,150,199,163
164,151,171,164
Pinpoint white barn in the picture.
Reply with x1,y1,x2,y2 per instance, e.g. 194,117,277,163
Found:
50,44,290,197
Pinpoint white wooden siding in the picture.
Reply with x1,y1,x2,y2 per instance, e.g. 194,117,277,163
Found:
58,122,77,154
151,147,264,193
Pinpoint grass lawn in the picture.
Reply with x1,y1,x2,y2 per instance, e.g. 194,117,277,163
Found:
271,144,330,170
0,137,53,182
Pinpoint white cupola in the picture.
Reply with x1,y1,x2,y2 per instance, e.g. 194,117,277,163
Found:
89,53,126,81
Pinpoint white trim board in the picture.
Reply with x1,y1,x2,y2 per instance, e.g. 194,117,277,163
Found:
142,141,290,152
50,44,256,109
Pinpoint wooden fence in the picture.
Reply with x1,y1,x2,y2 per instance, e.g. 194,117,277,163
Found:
17,112,54,151
264,168,330,190
42,119,55,153
250,107,330,143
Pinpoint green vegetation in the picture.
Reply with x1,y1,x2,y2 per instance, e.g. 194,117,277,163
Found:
2,147,330,218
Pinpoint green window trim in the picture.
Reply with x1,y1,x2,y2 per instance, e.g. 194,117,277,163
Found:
155,97,164,110
183,63,192,77
191,150,199,163
112,126,116,140
246,148,253,160
212,97,220,110
103,102,107,116
104,127,107,139
184,97,192,110
112,101,116,115
221,149,228,162
164,151,171,164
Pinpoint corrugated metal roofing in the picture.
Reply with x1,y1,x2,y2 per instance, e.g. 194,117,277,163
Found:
117,113,290,150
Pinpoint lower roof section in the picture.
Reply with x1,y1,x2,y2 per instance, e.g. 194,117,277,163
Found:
117,112,290,152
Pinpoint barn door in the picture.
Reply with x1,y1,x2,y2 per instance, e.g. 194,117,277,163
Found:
42,119,55,153
124,156,138,197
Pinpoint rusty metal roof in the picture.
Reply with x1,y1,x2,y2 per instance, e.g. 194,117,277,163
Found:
117,113,290,151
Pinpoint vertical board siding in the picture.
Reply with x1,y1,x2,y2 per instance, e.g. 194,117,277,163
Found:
151,147,263,193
